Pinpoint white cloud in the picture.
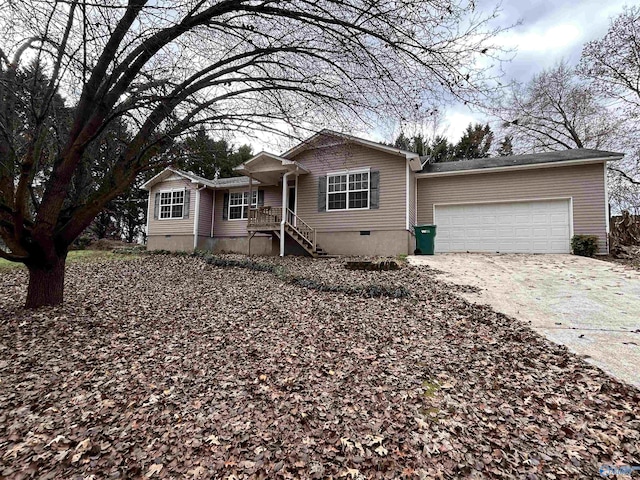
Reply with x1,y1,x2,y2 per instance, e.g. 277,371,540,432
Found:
501,23,582,53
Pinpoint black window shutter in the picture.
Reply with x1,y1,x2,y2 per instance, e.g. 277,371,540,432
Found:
183,190,190,218
370,171,380,209
222,193,229,220
318,176,327,212
154,192,160,219
258,189,264,206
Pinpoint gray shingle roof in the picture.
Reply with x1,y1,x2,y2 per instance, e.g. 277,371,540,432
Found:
169,169,218,188
210,176,259,188
418,149,623,174
170,169,259,188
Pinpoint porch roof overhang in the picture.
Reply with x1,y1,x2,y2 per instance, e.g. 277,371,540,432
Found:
233,151,309,185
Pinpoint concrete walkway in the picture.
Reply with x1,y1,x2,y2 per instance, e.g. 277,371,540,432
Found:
408,254,640,387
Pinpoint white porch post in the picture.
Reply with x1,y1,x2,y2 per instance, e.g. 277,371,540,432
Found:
248,174,253,219
280,172,291,256
193,186,205,250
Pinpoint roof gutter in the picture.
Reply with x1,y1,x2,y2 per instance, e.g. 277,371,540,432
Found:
415,156,623,179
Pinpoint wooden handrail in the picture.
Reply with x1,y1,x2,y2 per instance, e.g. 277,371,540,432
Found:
248,206,317,252
248,206,282,227
285,208,316,251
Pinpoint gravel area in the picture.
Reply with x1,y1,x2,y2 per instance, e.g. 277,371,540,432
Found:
0,254,638,479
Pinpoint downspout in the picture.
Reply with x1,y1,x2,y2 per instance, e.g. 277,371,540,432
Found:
193,185,206,250
414,175,418,226
280,171,292,256
145,190,151,245
604,162,610,254
248,175,253,257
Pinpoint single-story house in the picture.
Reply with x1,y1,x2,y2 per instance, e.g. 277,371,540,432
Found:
142,130,623,256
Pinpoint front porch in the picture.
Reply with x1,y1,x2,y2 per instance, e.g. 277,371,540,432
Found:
234,152,327,257
247,206,327,257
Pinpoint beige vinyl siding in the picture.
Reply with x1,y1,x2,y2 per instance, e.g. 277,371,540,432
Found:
213,185,282,237
417,162,608,253
148,178,195,236
198,188,213,237
293,144,407,231
264,186,283,208
213,188,244,237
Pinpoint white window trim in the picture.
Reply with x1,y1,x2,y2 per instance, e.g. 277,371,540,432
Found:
326,168,371,212
227,190,258,221
158,188,186,220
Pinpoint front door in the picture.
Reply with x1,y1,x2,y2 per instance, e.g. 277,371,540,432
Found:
288,187,296,226
288,187,296,213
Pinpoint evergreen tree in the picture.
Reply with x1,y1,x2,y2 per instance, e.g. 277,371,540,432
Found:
393,132,412,151
116,179,149,243
453,123,494,160
411,134,427,156
179,127,253,178
426,135,454,163
497,135,514,156
390,132,429,156
226,144,254,177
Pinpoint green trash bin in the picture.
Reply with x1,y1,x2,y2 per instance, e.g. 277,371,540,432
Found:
413,224,436,255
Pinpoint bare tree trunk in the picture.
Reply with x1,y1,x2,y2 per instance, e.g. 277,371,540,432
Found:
25,254,67,308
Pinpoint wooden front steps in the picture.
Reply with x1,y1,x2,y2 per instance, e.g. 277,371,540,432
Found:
247,206,327,257
273,225,327,258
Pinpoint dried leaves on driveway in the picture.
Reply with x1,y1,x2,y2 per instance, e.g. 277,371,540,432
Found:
0,255,638,479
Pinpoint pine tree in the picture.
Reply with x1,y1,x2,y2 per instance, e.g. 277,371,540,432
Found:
497,135,514,156
393,132,412,151
453,123,494,160
411,134,427,156
179,127,253,178
427,135,454,163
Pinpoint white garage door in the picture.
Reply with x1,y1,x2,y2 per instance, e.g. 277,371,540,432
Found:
434,199,571,253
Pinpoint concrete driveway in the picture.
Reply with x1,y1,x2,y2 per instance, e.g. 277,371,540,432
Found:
408,254,640,388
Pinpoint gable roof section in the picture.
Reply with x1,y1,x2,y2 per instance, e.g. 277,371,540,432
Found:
283,129,423,171
235,151,308,170
417,149,624,177
141,167,260,191
233,151,310,185
233,150,309,173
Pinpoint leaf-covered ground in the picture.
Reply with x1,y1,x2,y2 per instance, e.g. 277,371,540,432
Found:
0,254,638,479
